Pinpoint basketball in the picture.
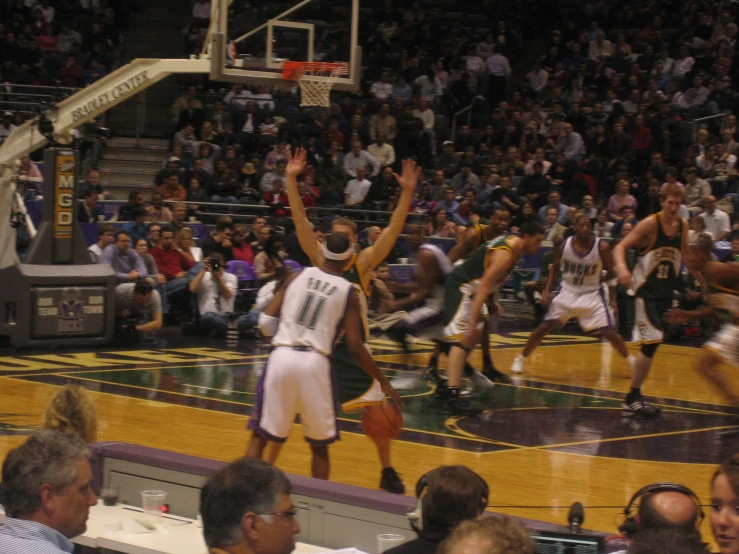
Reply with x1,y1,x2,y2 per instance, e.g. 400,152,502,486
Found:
361,401,403,439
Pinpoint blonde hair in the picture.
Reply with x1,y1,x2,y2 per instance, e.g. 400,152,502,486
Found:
438,517,536,554
176,226,194,246
41,385,98,443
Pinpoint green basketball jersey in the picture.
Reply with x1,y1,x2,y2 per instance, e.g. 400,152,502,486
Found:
341,255,370,341
633,213,688,299
448,234,516,287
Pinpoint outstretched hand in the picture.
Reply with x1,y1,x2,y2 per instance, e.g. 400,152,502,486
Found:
393,159,422,194
286,148,307,178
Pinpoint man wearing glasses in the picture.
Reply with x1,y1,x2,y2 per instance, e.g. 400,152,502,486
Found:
200,458,300,554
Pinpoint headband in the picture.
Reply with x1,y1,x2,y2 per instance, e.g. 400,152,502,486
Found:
322,243,355,261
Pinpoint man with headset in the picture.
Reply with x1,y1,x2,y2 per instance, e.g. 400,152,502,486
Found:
618,483,705,542
387,465,489,554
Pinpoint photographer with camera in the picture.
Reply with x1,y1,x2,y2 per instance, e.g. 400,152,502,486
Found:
189,253,250,336
115,279,163,342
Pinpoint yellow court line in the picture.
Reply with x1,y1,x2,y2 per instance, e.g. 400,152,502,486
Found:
478,423,738,456
0,359,269,379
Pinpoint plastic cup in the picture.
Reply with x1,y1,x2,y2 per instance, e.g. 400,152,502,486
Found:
140,490,167,525
377,533,405,553
399,258,409,264
101,484,120,506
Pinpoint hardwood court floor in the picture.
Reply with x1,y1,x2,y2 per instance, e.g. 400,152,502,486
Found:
0,325,735,538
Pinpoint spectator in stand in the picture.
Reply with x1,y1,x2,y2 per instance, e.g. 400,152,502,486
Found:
253,234,285,285
78,169,108,199
637,181,663,220
171,86,202,124
556,122,586,162
368,133,396,168
155,157,187,186
263,180,289,217
343,165,373,209
0,430,98,554
543,207,567,241
147,193,173,223
437,517,535,554
344,141,380,178
210,159,240,203
370,71,394,102
99,231,151,286
121,207,149,244
150,227,194,314
369,103,397,142
77,190,103,223
435,188,462,223
684,168,712,215
148,224,163,248
608,179,638,220
414,98,437,156
88,223,115,262
519,162,550,209
41,385,97,443
581,195,597,219
203,220,234,262
59,56,82,87
259,160,287,194
450,164,479,193
189,253,251,336
178,97,206,135
415,66,443,103
135,238,160,279
612,205,639,236
538,190,569,224
426,208,457,238
231,223,254,264
489,175,521,216
176,227,203,264
485,45,511,109
170,202,189,233
594,207,614,238
158,174,187,202
701,196,731,242
523,148,551,175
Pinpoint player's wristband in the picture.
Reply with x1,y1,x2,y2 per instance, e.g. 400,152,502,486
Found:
607,278,618,287
258,313,279,337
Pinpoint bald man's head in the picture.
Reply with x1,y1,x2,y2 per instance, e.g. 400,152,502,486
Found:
638,491,700,534
368,226,382,244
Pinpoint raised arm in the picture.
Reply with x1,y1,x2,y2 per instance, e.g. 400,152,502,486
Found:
359,159,421,272
284,148,322,265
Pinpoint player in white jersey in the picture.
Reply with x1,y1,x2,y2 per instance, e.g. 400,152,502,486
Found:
382,224,455,390
511,215,635,373
246,233,402,480
667,234,739,407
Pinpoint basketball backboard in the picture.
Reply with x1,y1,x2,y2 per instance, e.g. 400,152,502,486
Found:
207,0,362,92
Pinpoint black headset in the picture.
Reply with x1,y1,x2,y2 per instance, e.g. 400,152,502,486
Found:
407,467,489,532
618,482,705,538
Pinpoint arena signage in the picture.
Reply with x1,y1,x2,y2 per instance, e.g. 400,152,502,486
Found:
70,70,150,122
53,153,75,239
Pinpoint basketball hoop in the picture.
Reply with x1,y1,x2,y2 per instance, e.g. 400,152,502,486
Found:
282,61,349,108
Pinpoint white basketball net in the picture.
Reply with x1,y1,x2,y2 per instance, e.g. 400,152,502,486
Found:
294,65,347,108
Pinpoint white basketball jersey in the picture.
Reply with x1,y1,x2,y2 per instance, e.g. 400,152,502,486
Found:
419,244,453,311
272,267,354,356
559,236,604,292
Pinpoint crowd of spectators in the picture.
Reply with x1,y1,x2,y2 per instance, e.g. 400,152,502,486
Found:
0,0,132,128
145,0,739,253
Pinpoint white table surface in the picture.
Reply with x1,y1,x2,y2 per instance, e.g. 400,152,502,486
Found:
74,500,328,554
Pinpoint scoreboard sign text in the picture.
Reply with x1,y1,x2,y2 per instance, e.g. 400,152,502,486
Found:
53,154,76,239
